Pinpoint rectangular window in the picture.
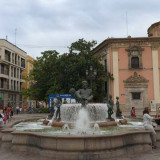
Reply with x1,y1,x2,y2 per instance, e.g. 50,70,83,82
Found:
21,58,25,68
131,57,139,69
5,50,11,62
104,59,107,72
0,79,3,88
14,68,16,77
6,79,9,89
11,67,13,77
1,64,4,74
20,95,22,101
132,92,141,100
12,53,14,63
0,92,4,100
15,54,17,65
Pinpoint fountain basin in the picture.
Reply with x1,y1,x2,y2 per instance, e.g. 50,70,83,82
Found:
1,118,160,159
1,129,156,160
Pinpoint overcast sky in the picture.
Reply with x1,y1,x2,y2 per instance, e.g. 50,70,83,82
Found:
0,0,160,58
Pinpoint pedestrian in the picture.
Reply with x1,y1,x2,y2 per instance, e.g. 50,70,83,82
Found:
143,107,157,149
4,106,7,114
3,114,7,124
131,107,136,117
6,106,11,120
23,105,27,113
0,114,4,127
16,105,20,114
10,107,14,117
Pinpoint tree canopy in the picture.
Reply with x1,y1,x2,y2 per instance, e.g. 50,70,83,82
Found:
22,39,106,102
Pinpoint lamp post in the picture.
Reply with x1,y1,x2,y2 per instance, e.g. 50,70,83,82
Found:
86,66,97,89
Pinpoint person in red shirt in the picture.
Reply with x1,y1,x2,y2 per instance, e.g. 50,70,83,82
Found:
131,107,136,117
23,105,27,112
6,106,11,120
3,114,7,124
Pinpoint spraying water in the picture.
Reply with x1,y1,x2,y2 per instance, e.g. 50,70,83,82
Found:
61,103,108,122
74,108,90,134
62,124,70,133
93,123,100,134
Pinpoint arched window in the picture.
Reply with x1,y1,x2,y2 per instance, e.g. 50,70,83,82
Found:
131,57,139,68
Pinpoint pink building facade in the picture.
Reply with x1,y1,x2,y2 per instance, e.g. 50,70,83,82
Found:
92,22,160,115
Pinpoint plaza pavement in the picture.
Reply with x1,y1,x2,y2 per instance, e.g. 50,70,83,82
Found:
0,113,160,160
0,145,160,160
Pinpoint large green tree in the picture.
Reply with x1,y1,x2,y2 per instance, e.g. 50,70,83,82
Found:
22,39,106,102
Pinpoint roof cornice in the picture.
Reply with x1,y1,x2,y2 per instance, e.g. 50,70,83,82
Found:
92,36,160,54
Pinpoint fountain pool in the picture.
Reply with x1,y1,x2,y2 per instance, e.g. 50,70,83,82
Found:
13,117,145,135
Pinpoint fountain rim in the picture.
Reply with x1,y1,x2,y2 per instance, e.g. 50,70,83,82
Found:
11,129,152,138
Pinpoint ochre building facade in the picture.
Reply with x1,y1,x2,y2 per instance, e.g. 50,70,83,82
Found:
22,55,36,108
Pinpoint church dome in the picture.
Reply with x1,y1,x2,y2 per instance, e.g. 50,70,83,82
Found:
148,21,160,37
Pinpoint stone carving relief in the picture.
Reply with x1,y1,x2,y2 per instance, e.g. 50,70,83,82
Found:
123,72,149,110
124,72,149,87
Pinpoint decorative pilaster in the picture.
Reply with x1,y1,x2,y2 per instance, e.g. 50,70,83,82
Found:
152,45,160,103
112,47,119,103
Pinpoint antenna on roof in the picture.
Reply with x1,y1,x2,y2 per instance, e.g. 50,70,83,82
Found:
6,35,8,40
15,28,17,46
126,12,128,37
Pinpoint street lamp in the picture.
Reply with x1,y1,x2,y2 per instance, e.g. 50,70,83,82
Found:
86,66,97,89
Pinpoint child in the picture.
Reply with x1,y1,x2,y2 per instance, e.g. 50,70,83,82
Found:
2,114,7,125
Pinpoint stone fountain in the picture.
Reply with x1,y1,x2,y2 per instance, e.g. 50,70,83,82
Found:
49,80,117,129
0,80,157,160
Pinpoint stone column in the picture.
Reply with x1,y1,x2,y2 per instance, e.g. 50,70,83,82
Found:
16,54,18,65
15,80,17,91
152,47,160,103
1,48,5,59
20,56,21,67
107,50,110,95
10,52,12,63
112,47,119,103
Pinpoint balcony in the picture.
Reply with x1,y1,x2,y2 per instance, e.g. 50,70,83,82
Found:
0,74,9,79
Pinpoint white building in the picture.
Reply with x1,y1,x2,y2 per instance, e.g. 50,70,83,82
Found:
0,39,26,109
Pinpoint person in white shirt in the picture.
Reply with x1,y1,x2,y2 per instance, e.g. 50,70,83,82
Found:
143,107,157,149
0,114,4,127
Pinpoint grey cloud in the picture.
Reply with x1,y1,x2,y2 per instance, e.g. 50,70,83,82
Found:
0,0,160,57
